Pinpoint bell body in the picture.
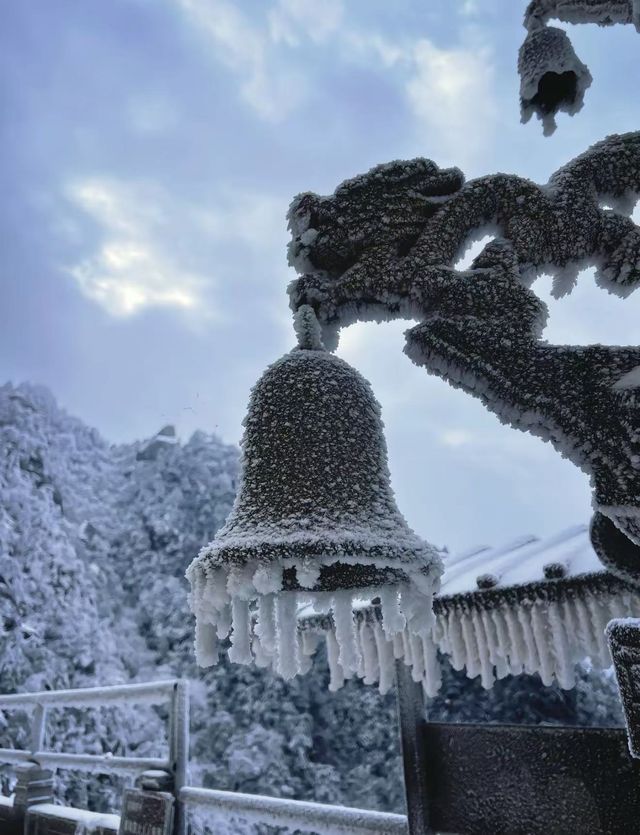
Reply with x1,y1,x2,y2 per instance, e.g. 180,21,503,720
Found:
200,348,436,586
518,26,592,135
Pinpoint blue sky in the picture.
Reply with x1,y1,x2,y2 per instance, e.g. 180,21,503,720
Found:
1,0,639,552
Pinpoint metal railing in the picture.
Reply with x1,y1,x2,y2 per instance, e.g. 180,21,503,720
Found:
180,786,408,834
0,679,189,834
0,680,406,834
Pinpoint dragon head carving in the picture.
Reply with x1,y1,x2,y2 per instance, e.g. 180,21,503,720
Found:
288,159,464,279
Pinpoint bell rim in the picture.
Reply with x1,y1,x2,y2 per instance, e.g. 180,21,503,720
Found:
195,537,440,570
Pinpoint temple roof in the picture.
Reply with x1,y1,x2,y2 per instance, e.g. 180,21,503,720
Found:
440,524,599,597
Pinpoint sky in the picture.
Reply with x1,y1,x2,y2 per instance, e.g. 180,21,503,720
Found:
1,0,639,553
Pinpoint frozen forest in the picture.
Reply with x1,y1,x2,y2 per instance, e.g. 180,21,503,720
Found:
0,381,625,830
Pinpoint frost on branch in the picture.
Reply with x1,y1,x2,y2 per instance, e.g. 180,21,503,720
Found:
187,348,442,680
288,133,640,580
521,1,640,132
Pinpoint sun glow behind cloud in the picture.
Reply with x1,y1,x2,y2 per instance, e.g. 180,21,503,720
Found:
66,179,209,317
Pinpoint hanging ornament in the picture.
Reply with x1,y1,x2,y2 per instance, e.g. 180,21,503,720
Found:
187,306,442,679
518,26,592,136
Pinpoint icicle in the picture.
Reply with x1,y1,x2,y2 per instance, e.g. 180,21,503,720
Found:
392,632,405,660
471,609,495,690
275,594,299,680
590,597,613,667
402,587,434,635
326,629,345,692
256,594,276,654
373,622,395,695
402,629,414,668
379,586,406,637
482,608,507,681
547,601,575,689
573,596,599,660
488,609,510,680
355,629,366,679
298,632,313,675
333,591,361,675
503,606,526,674
460,612,481,680
516,606,541,675
301,628,321,659
447,611,466,672
195,619,219,667
228,597,253,664
433,616,448,653
422,631,442,698
560,597,581,664
252,634,272,668
410,633,426,683
227,564,257,599
206,567,230,609
189,566,206,614
215,604,232,640
360,623,379,685
530,603,554,686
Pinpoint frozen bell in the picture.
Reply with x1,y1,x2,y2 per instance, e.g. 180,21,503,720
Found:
187,308,442,680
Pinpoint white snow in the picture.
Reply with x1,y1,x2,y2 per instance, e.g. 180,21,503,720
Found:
26,804,120,832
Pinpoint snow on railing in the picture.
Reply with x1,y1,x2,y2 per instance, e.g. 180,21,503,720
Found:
0,679,186,777
180,786,408,834
0,680,407,835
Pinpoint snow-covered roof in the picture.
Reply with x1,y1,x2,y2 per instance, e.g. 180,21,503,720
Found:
439,524,599,598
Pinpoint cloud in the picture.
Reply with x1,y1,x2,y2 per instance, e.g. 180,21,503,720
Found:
269,0,344,45
173,0,306,121
65,179,212,318
405,37,497,166
64,178,292,321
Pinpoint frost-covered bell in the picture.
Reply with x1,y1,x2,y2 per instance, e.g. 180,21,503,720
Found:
187,308,442,680
518,26,592,135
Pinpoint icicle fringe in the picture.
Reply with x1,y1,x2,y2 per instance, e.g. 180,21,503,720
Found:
189,556,639,696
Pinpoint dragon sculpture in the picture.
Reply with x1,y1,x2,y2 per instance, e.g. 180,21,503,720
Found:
287,132,640,583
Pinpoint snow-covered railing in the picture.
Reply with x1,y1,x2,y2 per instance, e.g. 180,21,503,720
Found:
180,786,408,834
0,679,189,834
0,679,186,776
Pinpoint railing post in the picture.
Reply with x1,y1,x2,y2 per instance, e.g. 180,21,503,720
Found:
169,680,189,835
395,659,430,835
30,704,47,754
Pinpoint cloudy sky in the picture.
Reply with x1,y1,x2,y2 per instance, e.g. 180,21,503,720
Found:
2,0,639,552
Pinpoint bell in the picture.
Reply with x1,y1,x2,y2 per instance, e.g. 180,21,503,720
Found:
518,26,592,135
187,307,442,680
